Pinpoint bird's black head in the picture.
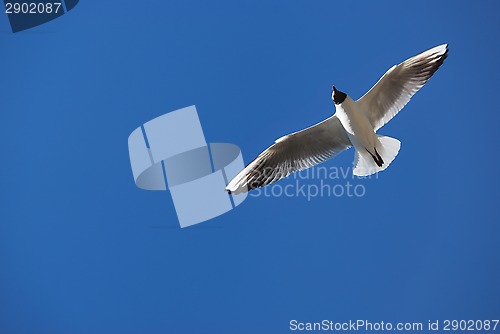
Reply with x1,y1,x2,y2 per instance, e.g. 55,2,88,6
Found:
332,85,347,105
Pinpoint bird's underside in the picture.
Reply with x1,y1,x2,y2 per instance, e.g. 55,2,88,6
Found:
226,44,448,194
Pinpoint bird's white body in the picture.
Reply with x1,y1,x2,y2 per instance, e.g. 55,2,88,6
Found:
334,95,402,176
226,44,448,194
335,96,378,154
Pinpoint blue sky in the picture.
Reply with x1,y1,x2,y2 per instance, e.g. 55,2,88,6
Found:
0,1,499,333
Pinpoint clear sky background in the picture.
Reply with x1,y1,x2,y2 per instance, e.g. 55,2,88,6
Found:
1,1,499,333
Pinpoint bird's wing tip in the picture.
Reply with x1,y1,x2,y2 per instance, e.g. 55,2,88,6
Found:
435,43,449,53
225,182,250,195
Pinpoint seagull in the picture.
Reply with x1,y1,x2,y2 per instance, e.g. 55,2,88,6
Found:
226,44,448,194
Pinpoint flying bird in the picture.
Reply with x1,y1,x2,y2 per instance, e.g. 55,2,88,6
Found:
226,44,448,194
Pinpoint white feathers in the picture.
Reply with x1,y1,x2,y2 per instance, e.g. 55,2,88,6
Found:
226,44,448,193
353,136,401,177
225,116,351,194
357,44,448,131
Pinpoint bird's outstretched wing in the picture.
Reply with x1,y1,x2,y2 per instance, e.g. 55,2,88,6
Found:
225,116,351,194
357,44,448,131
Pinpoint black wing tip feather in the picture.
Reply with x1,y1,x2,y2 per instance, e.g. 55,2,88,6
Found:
233,161,295,192
410,44,449,83
433,44,449,71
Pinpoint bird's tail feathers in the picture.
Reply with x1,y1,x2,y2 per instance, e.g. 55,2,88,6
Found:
353,136,401,177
